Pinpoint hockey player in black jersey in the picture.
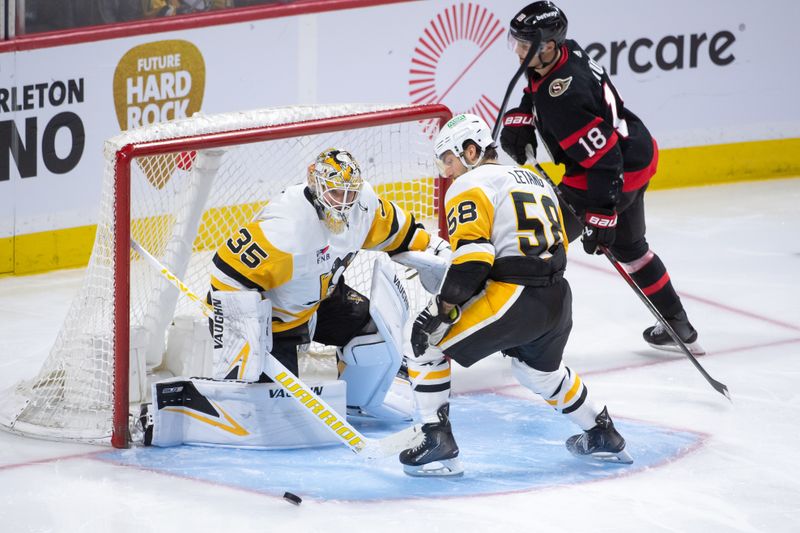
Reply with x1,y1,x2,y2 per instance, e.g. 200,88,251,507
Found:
500,1,703,355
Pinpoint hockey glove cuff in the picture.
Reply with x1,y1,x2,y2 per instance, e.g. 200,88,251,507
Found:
500,107,537,165
582,208,618,255
410,297,461,358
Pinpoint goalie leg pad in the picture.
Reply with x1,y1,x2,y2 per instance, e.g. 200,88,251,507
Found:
209,290,272,382
335,258,416,420
148,377,346,448
338,332,412,420
511,358,599,430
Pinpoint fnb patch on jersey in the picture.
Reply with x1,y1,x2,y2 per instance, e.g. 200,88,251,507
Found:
316,245,331,264
549,77,572,97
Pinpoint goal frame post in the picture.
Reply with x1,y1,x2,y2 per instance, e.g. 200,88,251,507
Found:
111,104,453,447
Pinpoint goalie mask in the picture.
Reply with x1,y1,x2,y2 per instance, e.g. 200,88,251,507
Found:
308,148,364,234
434,113,495,172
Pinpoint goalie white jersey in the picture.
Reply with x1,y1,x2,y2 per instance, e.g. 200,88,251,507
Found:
210,182,429,333
444,163,567,270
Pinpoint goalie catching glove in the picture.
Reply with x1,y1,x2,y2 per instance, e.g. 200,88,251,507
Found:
410,296,461,357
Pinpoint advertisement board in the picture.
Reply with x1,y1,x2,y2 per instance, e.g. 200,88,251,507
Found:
1,0,799,273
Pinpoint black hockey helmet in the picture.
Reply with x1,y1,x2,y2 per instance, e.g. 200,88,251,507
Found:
509,1,568,47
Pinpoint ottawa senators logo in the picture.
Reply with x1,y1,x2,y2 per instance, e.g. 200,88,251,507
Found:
549,76,573,97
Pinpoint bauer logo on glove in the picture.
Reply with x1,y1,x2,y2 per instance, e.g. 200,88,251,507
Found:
582,208,617,254
503,113,533,126
499,106,537,165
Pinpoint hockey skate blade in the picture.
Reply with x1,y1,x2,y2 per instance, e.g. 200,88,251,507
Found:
569,447,634,465
402,458,464,477
647,340,706,356
361,423,424,459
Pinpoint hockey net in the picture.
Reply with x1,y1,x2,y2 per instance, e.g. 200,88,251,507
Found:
0,103,452,447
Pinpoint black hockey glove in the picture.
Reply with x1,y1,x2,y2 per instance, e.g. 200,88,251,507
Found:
500,107,537,165
582,208,618,255
410,297,461,358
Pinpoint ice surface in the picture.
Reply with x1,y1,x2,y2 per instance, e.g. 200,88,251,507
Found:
98,394,701,502
1,179,798,532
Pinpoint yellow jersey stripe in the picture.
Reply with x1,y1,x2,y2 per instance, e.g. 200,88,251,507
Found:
446,186,494,247
452,251,495,266
215,222,294,291
363,197,399,250
407,226,431,252
440,281,522,348
273,306,318,333
451,239,495,264
384,207,413,252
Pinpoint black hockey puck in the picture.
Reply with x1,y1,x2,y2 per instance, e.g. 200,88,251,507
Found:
283,491,302,506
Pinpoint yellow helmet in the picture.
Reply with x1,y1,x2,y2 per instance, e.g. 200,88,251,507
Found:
308,148,363,233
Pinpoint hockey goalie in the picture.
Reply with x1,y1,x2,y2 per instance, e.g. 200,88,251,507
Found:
141,148,449,448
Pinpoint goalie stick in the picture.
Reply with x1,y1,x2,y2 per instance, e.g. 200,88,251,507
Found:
491,52,730,402
130,238,424,458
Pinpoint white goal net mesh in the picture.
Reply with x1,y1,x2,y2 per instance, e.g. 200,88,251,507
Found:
0,103,448,445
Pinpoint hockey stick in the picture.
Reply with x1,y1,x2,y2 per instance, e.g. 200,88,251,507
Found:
510,162,730,400
130,238,424,458
599,247,730,401
491,35,539,139
491,45,730,400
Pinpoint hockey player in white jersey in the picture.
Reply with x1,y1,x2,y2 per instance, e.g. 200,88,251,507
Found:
143,148,449,448
400,114,631,476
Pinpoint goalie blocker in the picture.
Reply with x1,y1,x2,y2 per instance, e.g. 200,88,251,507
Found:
145,259,416,448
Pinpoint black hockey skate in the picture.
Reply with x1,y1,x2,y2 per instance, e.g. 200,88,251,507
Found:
642,310,705,355
399,404,463,477
566,407,633,464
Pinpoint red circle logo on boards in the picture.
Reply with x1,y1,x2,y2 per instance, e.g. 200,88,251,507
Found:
410,3,505,134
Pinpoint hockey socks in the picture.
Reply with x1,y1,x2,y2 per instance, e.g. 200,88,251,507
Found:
623,250,683,318
406,358,451,424
511,359,598,430
625,251,704,354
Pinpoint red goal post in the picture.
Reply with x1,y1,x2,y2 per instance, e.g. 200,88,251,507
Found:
0,103,453,448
